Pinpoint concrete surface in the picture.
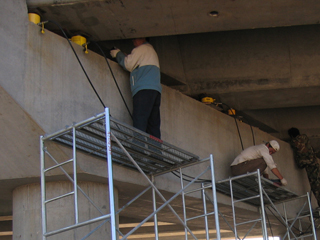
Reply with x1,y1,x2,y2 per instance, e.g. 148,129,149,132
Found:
23,0,320,160
93,24,320,151
0,0,318,239
13,182,117,239
26,0,320,40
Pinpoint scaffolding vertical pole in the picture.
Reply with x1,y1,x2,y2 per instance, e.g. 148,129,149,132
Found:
307,192,317,240
282,202,291,240
209,154,221,240
73,126,79,224
257,170,268,240
201,183,210,240
40,136,47,240
230,177,237,240
298,219,303,240
180,168,188,240
105,108,117,240
152,175,159,240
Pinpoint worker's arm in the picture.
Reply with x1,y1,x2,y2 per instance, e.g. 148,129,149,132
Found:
110,48,137,72
271,168,287,186
271,168,283,179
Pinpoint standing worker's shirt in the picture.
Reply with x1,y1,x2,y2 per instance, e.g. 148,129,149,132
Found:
231,144,277,170
115,42,162,97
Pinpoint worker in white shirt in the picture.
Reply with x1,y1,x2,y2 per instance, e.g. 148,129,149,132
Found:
230,140,287,186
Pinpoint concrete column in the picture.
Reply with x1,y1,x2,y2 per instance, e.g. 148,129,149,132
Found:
13,181,118,240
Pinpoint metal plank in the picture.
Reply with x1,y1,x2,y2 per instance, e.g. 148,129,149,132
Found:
216,175,298,206
47,113,200,175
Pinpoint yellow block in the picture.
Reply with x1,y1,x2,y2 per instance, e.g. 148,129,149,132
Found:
28,13,40,24
71,35,87,46
228,108,236,115
201,97,215,104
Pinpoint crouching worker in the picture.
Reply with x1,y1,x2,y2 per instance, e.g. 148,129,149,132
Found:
230,140,288,186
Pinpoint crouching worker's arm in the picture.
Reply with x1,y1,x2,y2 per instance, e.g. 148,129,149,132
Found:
271,168,287,186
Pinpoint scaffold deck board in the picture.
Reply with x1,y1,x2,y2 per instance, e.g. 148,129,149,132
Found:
216,175,298,206
44,114,200,175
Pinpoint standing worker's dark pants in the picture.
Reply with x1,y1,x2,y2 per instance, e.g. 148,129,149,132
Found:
231,158,267,176
133,89,161,139
304,162,320,207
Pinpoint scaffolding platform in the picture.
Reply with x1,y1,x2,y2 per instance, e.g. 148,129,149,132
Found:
40,109,220,239
40,108,317,240
212,172,317,240
216,174,298,206
44,112,200,175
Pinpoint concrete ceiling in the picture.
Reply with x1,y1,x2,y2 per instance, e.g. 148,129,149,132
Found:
26,0,320,147
26,0,320,40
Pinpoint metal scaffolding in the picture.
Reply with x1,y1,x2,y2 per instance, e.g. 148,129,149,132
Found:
40,107,318,240
40,108,220,239
214,171,317,240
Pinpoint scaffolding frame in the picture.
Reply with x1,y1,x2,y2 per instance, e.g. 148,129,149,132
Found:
40,107,318,240
214,171,317,240
40,108,221,240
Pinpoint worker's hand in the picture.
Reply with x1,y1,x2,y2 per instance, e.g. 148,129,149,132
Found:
280,178,288,186
110,48,120,58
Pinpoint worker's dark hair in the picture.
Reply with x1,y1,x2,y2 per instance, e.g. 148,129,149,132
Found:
288,127,300,138
132,37,149,42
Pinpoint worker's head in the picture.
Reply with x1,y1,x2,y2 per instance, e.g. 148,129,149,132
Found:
288,127,300,139
132,37,147,47
267,140,280,155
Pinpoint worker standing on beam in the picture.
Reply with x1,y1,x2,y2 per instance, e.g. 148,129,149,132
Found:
230,140,288,186
110,37,162,139
288,127,320,208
